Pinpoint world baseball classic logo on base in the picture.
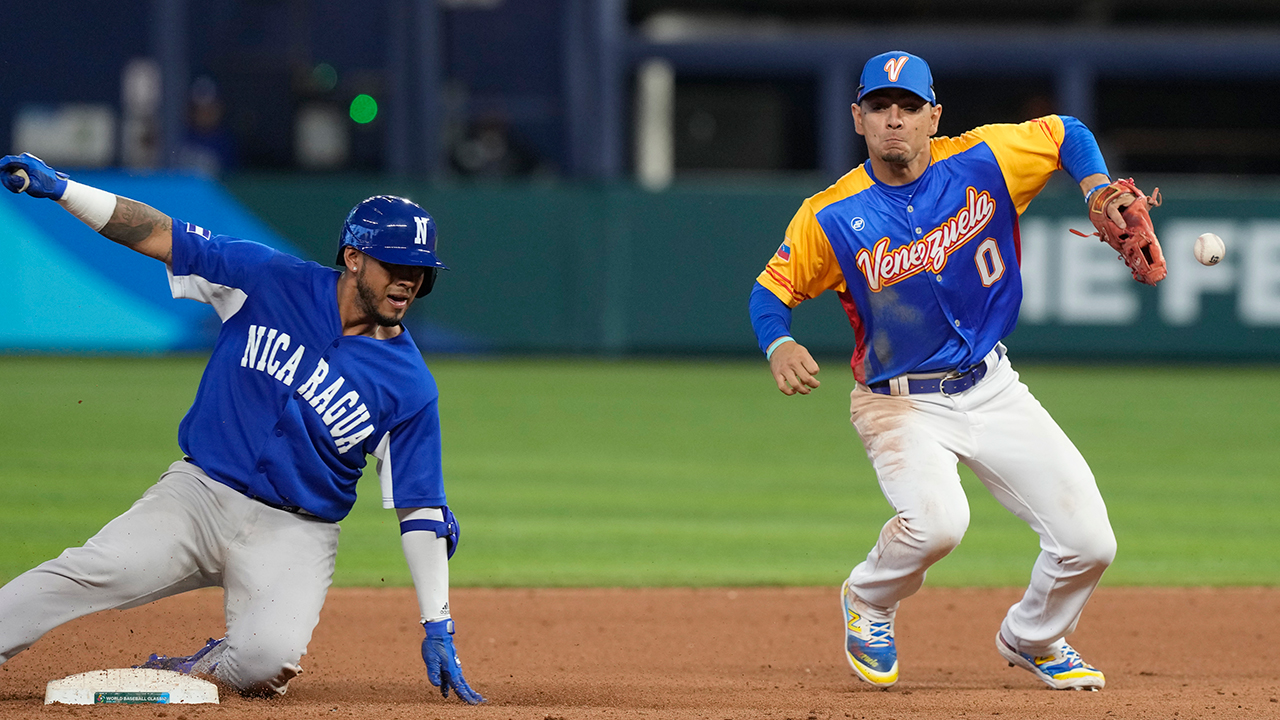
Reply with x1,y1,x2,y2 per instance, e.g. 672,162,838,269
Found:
44,668,218,705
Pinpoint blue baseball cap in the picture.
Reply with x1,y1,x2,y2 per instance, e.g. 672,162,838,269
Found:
857,51,936,105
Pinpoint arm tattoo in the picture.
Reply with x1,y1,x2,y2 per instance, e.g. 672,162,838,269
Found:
101,198,173,260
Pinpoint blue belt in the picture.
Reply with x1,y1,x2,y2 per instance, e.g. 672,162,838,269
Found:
869,346,1005,397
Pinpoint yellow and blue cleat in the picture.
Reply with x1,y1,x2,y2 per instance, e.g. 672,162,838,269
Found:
996,633,1105,691
841,580,898,688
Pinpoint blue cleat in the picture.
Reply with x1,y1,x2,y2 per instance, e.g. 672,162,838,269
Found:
997,632,1105,690
135,637,224,675
841,580,898,688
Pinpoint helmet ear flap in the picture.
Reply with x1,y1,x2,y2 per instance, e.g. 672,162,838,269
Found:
416,267,439,298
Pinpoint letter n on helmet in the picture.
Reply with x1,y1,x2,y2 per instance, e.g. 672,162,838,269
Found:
336,195,448,297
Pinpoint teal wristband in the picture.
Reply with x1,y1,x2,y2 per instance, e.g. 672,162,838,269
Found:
765,336,794,360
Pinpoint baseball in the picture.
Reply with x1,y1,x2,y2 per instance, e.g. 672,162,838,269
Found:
1194,232,1225,266
13,168,29,193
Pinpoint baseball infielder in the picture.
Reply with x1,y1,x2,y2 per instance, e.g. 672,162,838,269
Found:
0,153,484,703
750,52,1154,691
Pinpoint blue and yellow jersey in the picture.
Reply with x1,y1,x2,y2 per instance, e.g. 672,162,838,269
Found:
757,116,1072,384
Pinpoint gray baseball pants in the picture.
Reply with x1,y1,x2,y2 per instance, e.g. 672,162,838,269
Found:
0,460,340,695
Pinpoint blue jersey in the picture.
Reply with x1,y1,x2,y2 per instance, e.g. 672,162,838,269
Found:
167,221,445,521
757,116,1103,385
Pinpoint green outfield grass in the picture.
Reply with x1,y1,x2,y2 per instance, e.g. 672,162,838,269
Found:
1,356,1277,588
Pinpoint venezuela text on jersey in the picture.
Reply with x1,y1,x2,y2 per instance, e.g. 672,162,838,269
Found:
856,186,996,292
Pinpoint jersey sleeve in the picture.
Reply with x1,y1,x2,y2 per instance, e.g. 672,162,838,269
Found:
1057,116,1110,184
169,220,279,289
372,396,447,509
968,117,1068,215
167,220,291,321
749,281,792,354
754,201,845,308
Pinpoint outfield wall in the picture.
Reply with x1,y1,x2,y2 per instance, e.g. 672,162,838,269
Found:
5,173,1279,358
228,174,1280,359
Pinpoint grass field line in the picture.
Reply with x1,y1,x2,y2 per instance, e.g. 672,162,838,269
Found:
2,357,1278,587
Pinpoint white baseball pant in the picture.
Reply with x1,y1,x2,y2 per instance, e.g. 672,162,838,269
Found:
843,347,1116,653
0,460,339,694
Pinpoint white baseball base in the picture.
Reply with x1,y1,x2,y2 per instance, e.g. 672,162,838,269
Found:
45,668,219,705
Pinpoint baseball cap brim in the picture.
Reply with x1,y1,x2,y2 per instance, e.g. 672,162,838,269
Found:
856,83,934,105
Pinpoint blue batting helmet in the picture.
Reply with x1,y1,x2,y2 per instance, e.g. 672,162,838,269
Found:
336,195,448,297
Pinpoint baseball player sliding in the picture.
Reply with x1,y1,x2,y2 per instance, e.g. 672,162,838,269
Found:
0,154,484,703
751,52,1165,691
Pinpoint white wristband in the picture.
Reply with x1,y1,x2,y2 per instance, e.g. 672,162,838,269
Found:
765,336,795,360
56,180,118,232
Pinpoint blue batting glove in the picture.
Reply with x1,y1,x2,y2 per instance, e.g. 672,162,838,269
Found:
0,153,69,199
421,619,485,704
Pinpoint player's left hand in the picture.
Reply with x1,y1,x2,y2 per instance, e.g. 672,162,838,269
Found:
0,153,69,199
421,619,485,704
1077,177,1166,286
1098,186,1136,229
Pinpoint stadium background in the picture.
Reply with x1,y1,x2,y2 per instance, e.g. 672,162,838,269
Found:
2,1,1278,588
3,5,1280,717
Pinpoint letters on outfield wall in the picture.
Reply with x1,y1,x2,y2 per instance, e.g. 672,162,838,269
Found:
1019,218,1280,327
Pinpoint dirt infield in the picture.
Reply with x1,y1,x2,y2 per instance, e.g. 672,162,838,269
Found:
2,586,1277,719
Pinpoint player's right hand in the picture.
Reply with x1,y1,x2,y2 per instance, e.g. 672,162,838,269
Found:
421,619,485,704
769,340,821,396
0,153,69,199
